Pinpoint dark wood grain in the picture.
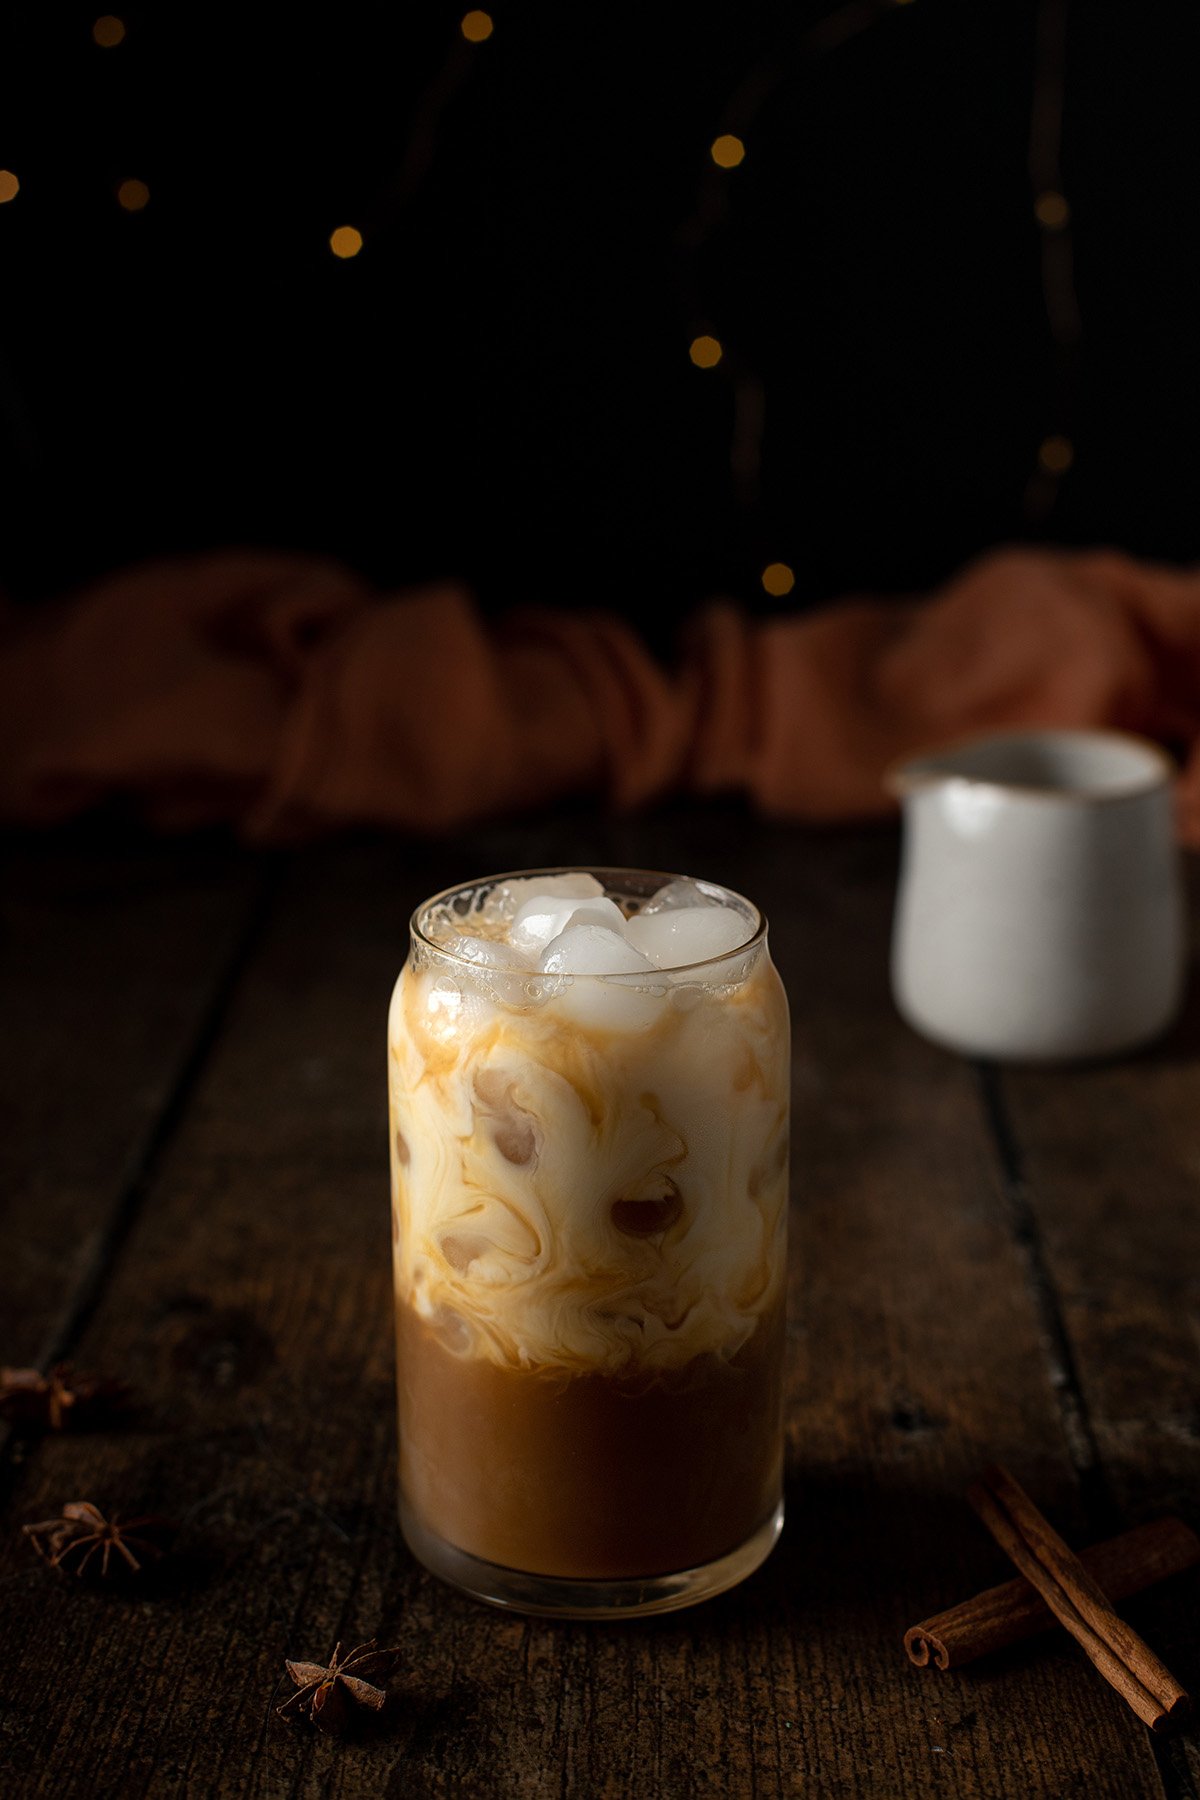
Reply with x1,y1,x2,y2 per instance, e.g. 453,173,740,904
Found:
0,837,264,1371
991,853,1200,1793
0,817,1190,1798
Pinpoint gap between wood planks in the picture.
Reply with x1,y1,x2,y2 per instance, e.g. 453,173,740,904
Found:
975,1063,1195,1800
0,859,282,1512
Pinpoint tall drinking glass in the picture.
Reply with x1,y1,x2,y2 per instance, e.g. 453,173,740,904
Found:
387,868,789,1618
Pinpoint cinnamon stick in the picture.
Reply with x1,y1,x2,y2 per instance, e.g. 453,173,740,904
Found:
906,1516,1200,1670
967,1464,1191,1732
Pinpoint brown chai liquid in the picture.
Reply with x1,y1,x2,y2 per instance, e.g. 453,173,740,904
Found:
396,1300,784,1579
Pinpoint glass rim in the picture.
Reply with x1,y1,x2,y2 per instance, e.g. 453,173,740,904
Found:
409,865,768,978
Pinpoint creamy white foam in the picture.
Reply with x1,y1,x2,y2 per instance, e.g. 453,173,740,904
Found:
388,873,789,1375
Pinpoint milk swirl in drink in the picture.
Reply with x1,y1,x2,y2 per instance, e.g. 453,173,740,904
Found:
388,869,789,1616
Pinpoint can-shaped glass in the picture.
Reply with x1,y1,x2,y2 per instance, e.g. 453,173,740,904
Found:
387,867,790,1617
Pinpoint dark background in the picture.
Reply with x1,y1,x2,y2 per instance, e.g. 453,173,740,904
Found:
2,1,1197,637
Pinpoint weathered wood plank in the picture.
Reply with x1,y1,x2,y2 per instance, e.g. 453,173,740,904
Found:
0,836,264,1368
994,853,1200,1795
0,820,1175,1798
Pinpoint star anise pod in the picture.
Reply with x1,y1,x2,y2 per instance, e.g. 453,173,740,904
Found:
23,1501,169,1579
276,1638,402,1735
0,1363,131,1432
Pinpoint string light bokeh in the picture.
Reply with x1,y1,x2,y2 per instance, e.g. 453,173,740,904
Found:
92,16,125,49
116,178,149,212
1,3,1195,614
330,226,364,260
1024,0,1079,523
761,563,796,597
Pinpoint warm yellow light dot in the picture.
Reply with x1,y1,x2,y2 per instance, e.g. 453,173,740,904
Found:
93,15,126,47
689,334,723,369
762,563,796,597
1035,190,1070,230
0,170,19,204
117,178,149,212
329,225,363,259
461,10,494,41
710,134,745,170
1038,434,1074,476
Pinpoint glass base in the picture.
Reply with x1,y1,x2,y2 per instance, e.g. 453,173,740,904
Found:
399,1496,784,1619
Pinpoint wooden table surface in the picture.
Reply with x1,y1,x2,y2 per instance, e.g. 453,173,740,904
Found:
2,809,1198,1799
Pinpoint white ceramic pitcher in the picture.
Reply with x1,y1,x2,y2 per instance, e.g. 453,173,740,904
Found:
887,728,1186,1062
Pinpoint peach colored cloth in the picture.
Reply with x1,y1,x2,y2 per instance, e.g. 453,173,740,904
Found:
3,545,1200,841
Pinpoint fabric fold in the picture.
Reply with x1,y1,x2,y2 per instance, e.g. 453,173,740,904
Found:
3,544,1200,842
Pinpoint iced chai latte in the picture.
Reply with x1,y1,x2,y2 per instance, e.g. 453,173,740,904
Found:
388,869,789,1616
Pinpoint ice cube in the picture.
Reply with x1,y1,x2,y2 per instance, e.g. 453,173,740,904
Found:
624,905,752,969
422,901,467,946
540,924,656,976
450,933,533,971
483,871,604,927
539,924,664,1032
636,877,725,915
520,872,604,900
510,893,626,954
419,972,492,1042
435,933,538,1006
